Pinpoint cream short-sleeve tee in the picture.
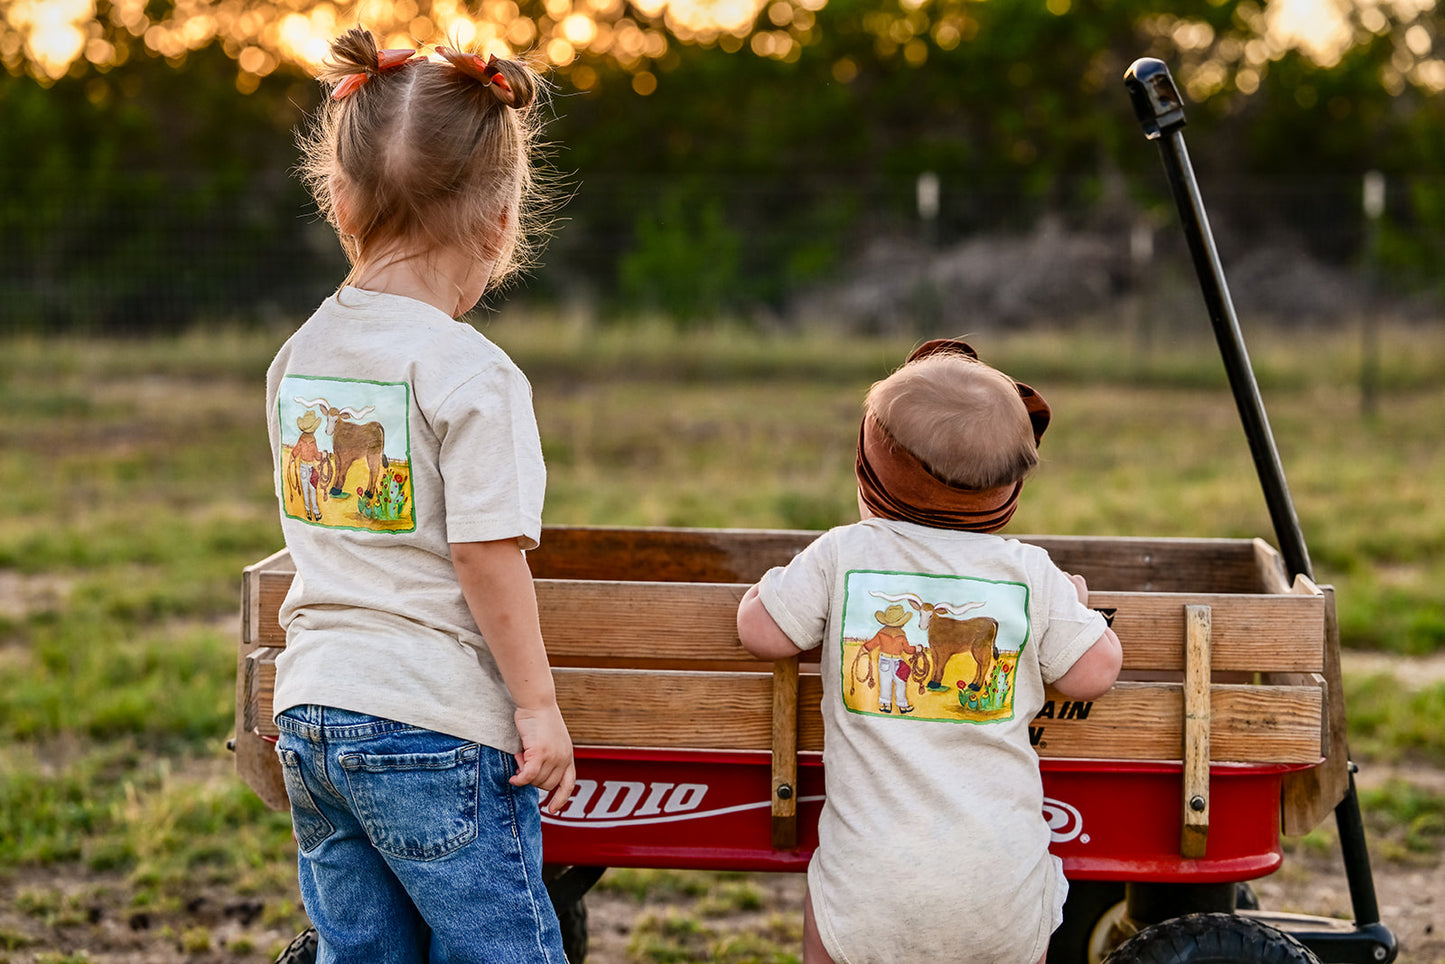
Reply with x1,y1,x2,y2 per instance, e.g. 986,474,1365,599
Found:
265,288,546,752
757,518,1106,964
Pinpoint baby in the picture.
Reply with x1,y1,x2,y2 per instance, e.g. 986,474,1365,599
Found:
737,339,1122,964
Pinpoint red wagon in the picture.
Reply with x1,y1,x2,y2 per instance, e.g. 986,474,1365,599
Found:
237,523,1378,963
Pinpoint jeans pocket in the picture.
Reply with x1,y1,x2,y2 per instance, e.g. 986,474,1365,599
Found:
276,747,335,853
340,743,481,861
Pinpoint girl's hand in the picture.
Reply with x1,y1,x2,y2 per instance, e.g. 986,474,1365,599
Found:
1067,572,1090,606
512,702,576,814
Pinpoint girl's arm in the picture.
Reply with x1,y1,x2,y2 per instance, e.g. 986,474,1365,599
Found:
451,538,576,813
736,584,804,660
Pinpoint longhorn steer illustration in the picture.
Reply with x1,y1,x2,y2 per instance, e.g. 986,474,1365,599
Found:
294,397,389,499
871,591,997,693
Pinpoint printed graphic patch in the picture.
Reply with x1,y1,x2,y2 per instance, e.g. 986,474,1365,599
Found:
278,375,415,532
840,569,1030,723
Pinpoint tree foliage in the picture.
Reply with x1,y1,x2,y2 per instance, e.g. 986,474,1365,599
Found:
2,0,1443,329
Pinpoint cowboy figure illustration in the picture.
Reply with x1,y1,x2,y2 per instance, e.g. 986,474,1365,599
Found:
289,408,326,522
862,603,919,714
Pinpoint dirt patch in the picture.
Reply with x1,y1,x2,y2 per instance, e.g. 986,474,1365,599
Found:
0,571,71,622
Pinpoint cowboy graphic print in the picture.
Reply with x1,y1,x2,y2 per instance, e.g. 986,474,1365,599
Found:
840,569,1029,723
277,375,415,532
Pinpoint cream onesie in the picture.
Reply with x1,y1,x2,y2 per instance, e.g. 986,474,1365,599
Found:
756,518,1106,964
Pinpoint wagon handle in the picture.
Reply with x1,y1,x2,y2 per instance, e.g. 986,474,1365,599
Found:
1123,57,1312,584
1123,58,1396,961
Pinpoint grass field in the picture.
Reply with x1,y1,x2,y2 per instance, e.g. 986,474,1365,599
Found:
0,317,1443,961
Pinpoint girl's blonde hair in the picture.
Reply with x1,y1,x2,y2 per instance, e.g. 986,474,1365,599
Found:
864,350,1038,490
297,27,548,293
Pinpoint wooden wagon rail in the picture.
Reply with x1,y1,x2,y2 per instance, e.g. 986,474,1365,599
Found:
236,526,1347,847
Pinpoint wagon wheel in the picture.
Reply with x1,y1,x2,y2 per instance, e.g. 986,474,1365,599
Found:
545,864,605,964
1103,913,1321,964
271,927,316,964
1048,881,1129,964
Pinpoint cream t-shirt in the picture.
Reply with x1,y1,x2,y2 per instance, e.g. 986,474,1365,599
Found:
757,519,1106,964
265,288,546,753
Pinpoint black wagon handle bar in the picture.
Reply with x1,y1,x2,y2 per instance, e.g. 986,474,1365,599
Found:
1122,57,1313,584
1123,59,1401,959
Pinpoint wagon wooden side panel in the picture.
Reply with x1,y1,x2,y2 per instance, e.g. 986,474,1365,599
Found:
235,526,1336,880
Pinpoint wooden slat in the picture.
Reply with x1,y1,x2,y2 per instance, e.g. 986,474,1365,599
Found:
241,548,294,648
1253,540,1293,595
248,570,295,649
1281,586,1351,836
553,668,779,750
529,527,1286,594
1182,605,1212,858
248,573,1323,675
537,580,753,667
528,526,818,583
1091,590,1323,674
242,531,1292,604
244,647,282,738
770,658,800,849
545,669,1323,764
236,551,291,812
1009,535,1271,594
1029,681,1324,764
243,667,1322,765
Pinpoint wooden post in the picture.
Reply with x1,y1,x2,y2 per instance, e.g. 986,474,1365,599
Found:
770,656,800,850
1182,604,1212,858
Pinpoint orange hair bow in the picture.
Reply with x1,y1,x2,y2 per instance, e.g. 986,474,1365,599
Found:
435,46,516,104
331,47,419,101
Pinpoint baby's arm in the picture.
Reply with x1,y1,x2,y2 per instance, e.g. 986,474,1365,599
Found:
1051,573,1123,701
452,538,576,813
736,584,805,660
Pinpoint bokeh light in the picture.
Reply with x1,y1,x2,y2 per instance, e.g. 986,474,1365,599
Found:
0,0,1440,91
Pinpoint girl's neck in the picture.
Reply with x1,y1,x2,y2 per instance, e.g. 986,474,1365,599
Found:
351,248,492,319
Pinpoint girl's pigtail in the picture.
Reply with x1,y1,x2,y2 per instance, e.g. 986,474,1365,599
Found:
323,27,418,101
435,46,536,109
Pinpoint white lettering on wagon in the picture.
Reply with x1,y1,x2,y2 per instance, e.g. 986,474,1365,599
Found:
540,779,824,829
542,781,1085,842
1042,797,1088,844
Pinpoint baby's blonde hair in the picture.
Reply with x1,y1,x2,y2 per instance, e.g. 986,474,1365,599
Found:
297,27,549,293
864,350,1038,490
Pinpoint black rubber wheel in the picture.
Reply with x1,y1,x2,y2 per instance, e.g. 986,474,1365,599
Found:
545,864,606,964
1104,913,1322,964
272,928,317,964
1049,881,1128,964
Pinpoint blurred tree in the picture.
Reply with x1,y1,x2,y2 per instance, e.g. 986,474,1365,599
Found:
1,0,1443,329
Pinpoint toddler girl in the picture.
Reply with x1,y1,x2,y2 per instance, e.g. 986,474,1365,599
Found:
265,27,573,963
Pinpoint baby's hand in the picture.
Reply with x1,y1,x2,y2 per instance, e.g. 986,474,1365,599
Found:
512,703,577,814
1067,572,1090,606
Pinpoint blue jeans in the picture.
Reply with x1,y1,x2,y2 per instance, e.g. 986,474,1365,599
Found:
275,705,566,964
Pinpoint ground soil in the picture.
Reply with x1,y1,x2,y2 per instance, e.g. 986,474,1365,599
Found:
2,653,1441,963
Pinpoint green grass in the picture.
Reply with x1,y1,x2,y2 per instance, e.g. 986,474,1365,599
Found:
0,315,1443,956
1342,675,1445,765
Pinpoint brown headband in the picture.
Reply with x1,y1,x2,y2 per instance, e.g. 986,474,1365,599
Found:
854,339,1051,533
